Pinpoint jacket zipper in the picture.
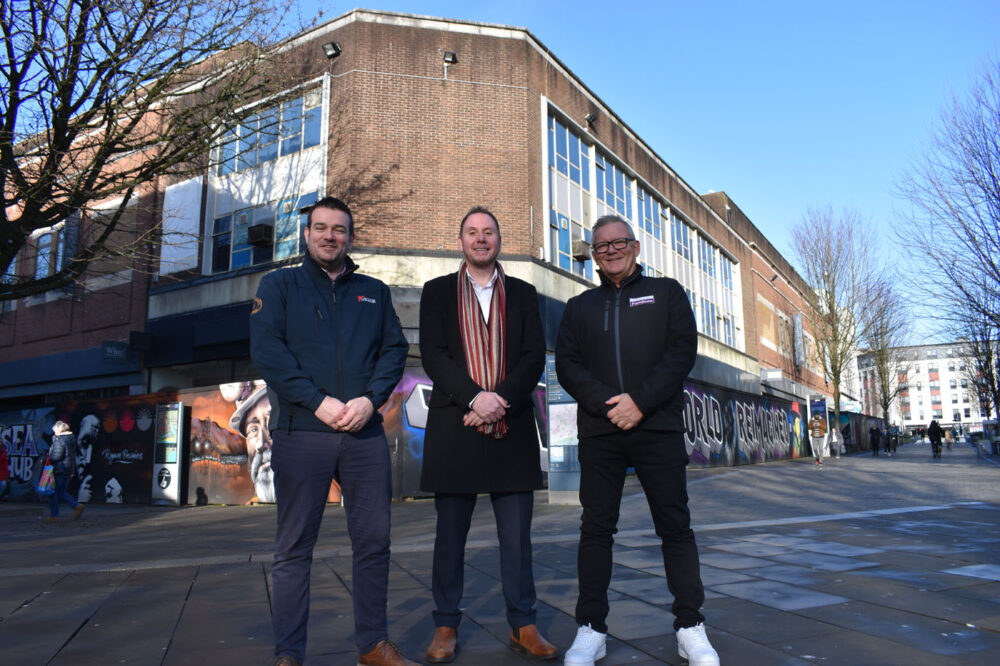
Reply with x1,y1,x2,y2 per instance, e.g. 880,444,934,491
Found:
613,287,625,392
332,285,343,399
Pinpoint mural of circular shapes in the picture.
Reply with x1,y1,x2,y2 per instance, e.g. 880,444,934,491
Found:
135,407,154,431
103,409,119,433
119,409,136,433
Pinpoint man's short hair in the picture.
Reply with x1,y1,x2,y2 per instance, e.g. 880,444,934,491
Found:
307,196,354,235
459,206,501,236
592,215,635,239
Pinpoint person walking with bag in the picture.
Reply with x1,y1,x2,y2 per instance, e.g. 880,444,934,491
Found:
43,421,84,523
808,413,828,466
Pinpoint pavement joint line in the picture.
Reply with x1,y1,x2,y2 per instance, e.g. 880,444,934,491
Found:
1,501,986,578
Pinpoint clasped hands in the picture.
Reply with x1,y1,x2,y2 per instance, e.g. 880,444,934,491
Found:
314,395,374,432
607,393,643,431
464,391,508,428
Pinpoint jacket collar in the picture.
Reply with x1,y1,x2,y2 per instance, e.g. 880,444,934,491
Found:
303,252,359,285
597,263,645,290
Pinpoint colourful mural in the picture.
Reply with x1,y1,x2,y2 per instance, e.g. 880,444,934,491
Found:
683,381,807,467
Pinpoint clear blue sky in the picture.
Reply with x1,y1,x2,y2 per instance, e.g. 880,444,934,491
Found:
291,1,1000,266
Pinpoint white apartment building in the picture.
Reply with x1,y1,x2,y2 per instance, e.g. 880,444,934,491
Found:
859,342,986,432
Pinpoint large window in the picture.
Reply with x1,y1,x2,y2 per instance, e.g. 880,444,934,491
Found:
217,89,323,176
548,116,592,276
210,192,318,273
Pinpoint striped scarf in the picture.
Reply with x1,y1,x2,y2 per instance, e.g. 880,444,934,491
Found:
458,261,508,438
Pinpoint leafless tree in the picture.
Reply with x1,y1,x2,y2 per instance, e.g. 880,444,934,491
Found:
860,277,913,423
896,59,1000,333
792,207,875,429
1,0,292,301
956,283,1000,421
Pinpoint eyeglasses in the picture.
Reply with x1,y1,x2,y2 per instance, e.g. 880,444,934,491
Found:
592,237,635,254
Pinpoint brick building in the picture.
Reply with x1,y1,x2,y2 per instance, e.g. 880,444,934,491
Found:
2,8,832,425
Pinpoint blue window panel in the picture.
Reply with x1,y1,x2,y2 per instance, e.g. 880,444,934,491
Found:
280,132,301,156
281,98,303,137
556,122,567,159
212,231,231,273
547,118,555,167
550,208,559,228
581,154,590,191
303,107,322,149
570,164,580,185
569,133,580,168
557,155,568,176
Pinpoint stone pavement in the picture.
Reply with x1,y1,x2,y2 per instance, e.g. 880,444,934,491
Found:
2,439,999,665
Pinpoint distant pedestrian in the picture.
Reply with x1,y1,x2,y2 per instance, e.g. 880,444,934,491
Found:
928,420,944,459
830,425,842,459
870,425,881,456
808,413,828,466
43,421,84,523
889,423,900,453
883,425,892,457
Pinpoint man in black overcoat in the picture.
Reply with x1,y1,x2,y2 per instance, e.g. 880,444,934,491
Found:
418,206,556,662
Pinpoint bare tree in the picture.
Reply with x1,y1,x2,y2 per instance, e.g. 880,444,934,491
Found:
1,0,289,301
792,207,875,430
860,277,913,423
956,284,1000,421
896,59,1000,333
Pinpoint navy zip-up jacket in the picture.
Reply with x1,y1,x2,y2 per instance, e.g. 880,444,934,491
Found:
555,265,698,438
249,253,408,435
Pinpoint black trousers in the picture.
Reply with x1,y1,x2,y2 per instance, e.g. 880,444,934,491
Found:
576,430,705,632
432,491,537,629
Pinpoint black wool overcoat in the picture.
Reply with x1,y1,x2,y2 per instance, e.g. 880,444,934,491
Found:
418,271,545,494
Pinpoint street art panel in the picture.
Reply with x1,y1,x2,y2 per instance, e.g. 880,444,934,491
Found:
0,407,56,501
683,381,807,466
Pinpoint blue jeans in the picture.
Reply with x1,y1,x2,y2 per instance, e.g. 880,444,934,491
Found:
49,473,79,517
270,429,392,661
575,430,705,632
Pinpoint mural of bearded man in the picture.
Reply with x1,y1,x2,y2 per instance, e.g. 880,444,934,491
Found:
229,383,275,503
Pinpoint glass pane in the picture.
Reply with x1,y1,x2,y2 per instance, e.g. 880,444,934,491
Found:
212,232,231,272
281,98,303,136
556,122,567,158
303,107,322,149
280,134,301,156
569,133,579,168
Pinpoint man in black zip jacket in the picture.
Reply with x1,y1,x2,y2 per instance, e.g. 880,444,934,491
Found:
250,197,415,666
556,215,719,666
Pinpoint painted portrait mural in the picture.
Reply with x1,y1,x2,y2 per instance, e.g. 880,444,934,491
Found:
0,398,157,504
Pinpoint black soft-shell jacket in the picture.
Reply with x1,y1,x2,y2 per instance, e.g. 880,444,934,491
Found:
48,433,77,478
555,266,698,438
249,254,408,435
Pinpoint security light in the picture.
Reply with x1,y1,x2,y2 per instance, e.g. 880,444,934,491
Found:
322,42,342,59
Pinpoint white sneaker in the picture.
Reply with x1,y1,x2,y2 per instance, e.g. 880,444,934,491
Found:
564,624,607,666
676,623,719,666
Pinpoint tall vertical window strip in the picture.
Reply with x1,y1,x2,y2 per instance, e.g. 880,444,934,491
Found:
548,116,592,278
720,257,736,346
671,212,696,308
217,89,323,176
595,153,632,221
636,186,668,277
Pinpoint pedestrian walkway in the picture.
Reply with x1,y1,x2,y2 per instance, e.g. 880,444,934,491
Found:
2,440,998,665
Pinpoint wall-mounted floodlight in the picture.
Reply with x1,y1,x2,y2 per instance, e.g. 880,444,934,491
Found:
585,112,597,126
322,42,342,59
443,51,457,64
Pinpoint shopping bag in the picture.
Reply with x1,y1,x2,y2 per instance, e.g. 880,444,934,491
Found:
36,458,55,496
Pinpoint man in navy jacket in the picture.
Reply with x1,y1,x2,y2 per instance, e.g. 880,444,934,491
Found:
556,215,719,666
250,197,415,666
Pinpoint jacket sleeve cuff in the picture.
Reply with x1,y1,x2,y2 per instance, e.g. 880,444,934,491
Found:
307,392,325,413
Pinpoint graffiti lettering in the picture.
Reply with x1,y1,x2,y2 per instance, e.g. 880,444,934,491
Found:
100,448,145,465
682,389,724,458
1,424,41,457
8,455,35,482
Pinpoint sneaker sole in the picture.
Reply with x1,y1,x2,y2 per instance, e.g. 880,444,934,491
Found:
564,644,607,666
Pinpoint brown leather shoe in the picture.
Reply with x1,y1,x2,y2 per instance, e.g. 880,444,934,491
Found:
274,656,300,666
509,624,558,661
358,639,419,666
426,626,458,663
74,504,85,520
